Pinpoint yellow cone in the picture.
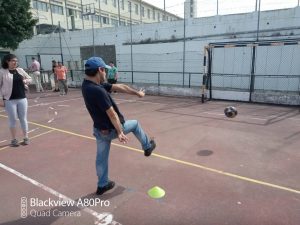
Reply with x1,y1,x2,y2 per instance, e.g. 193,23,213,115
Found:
147,186,165,199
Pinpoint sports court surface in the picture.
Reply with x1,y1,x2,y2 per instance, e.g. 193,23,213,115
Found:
0,89,299,225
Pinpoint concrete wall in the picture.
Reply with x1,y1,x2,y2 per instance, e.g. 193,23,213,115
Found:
16,7,300,68
14,7,300,104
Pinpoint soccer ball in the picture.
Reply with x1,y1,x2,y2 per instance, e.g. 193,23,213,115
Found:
224,106,238,118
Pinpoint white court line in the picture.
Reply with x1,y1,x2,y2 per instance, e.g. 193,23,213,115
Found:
0,162,120,225
28,128,40,134
0,140,7,144
114,98,164,105
116,98,300,120
28,98,82,108
201,111,300,122
26,96,300,122
201,111,267,121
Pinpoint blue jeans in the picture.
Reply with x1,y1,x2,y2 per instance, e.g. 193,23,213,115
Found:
5,98,28,132
93,120,152,187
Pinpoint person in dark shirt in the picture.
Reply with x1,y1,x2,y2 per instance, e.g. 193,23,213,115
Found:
82,57,156,195
0,54,32,146
52,60,59,92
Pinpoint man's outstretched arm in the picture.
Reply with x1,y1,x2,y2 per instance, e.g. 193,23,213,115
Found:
111,84,145,97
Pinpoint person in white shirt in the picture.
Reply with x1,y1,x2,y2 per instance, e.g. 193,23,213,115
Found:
0,54,32,146
29,57,44,92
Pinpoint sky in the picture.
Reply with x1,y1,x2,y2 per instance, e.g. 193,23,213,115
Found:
143,0,300,18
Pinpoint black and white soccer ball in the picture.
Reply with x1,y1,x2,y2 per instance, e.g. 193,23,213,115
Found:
224,106,238,118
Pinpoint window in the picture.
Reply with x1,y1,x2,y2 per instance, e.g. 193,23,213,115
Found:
128,1,131,12
113,0,117,7
33,0,48,12
120,0,124,10
111,17,118,27
51,4,64,15
147,9,150,19
67,8,75,17
32,0,37,9
152,10,155,20
141,6,144,17
158,12,160,21
94,15,101,22
103,0,107,4
102,14,109,24
135,4,138,15
120,19,126,26
83,15,90,21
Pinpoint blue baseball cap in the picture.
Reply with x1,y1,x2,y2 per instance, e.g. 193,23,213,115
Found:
85,57,111,70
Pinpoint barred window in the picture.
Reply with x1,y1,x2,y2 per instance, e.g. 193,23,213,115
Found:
135,4,138,15
51,4,64,15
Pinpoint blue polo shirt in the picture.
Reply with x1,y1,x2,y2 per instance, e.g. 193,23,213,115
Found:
82,79,125,130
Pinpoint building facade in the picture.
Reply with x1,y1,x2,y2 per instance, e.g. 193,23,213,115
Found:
31,0,181,34
184,0,197,18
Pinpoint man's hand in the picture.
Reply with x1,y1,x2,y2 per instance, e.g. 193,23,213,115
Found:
111,84,146,98
118,132,129,144
136,88,145,98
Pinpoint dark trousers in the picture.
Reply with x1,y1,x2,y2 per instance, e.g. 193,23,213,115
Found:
58,79,68,94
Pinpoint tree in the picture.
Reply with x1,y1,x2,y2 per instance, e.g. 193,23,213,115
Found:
0,0,37,50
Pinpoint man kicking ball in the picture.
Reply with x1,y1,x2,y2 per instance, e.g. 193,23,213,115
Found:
82,57,156,195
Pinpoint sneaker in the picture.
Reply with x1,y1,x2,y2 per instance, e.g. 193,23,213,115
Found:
22,138,29,145
96,181,115,195
10,139,19,147
144,139,156,157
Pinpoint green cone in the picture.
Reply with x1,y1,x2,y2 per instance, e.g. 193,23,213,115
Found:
147,186,165,199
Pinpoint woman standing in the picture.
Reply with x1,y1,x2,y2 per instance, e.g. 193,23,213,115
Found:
0,54,32,147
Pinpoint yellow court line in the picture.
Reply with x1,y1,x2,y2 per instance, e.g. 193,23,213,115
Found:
0,114,299,194
0,130,54,151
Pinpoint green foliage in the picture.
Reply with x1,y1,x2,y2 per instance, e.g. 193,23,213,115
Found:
0,0,37,50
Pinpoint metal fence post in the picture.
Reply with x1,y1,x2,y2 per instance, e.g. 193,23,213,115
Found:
70,70,74,81
208,48,213,100
158,72,160,86
249,46,257,102
188,73,191,88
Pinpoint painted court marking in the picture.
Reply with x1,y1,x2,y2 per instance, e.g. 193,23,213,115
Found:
28,128,40,134
1,114,298,195
114,98,167,105
28,97,82,108
3,96,299,123
114,98,300,122
0,130,54,152
0,163,120,225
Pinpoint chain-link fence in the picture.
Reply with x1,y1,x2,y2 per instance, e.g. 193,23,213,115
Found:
66,69,203,88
